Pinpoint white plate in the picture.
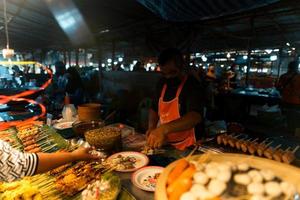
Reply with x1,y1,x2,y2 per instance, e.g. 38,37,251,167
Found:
106,151,149,172
53,121,73,130
132,166,164,192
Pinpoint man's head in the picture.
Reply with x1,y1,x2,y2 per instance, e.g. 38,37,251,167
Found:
54,61,66,76
158,48,184,79
288,61,299,73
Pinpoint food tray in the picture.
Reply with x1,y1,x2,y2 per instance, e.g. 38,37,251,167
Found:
155,153,300,200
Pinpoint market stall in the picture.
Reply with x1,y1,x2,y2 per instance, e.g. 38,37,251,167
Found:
0,121,299,200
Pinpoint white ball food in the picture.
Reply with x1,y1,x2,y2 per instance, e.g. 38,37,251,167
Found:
264,181,282,197
247,182,265,195
216,170,231,183
248,170,263,183
218,164,231,172
180,192,197,200
250,195,267,200
234,174,252,185
260,169,275,181
193,172,209,185
280,181,296,196
190,184,215,199
208,179,227,196
237,163,249,171
205,167,219,179
224,161,237,171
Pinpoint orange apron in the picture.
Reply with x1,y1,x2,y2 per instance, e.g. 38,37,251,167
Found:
158,76,196,150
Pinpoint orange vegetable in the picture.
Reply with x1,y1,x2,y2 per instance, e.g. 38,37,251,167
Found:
167,159,189,185
167,163,196,195
168,178,193,200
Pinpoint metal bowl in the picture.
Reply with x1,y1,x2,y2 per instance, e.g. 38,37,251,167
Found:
72,120,105,138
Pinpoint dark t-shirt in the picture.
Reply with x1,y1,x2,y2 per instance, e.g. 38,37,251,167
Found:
152,75,205,139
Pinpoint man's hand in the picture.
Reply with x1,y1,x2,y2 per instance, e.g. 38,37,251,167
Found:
146,127,156,137
71,147,99,161
147,126,168,149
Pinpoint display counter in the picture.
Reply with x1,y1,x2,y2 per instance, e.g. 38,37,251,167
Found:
0,122,299,199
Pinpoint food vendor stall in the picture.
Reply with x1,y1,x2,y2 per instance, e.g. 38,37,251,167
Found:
0,60,299,200
0,122,299,200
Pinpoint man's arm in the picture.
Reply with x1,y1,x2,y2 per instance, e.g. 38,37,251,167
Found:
147,111,202,148
160,111,201,134
35,147,97,174
148,109,159,130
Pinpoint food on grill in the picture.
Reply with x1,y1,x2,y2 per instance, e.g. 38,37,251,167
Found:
55,162,101,196
216,134,298,164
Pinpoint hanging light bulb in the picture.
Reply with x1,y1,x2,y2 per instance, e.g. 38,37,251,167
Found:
2,0,14,59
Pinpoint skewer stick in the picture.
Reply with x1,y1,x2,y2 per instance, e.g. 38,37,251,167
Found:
274,144,282,150
292,145,300,153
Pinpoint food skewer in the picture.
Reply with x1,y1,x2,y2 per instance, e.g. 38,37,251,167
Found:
263,144,282,160
235,136,251,150
273,147,290,162
222,134,237,146
282,145,299,164
228,134,243,148
248,138,269,155
241,138,258,153
247,138,266,155
257,141,273,157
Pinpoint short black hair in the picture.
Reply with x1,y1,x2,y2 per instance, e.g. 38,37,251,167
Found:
158,48,184,69
288,60,299,72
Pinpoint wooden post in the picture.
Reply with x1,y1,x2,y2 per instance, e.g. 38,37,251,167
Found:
84,49,87,66
75,49,79,67
276,48,283,82
63,51,67,65
245,17,254,87
97,48,103,92
112,40,116,65
31,51,36,74
68,51,71,67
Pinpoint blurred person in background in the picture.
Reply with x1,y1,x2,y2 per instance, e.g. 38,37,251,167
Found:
277,61,300,136
133,61,146,72
65,67,85,106
204,64,219,120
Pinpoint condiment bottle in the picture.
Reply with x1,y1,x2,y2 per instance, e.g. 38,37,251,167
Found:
62,93,77,122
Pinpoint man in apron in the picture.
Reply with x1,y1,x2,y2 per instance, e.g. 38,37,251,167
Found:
147,48,204,150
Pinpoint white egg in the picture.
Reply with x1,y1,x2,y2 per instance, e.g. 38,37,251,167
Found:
180,192,197,200
205,167,219,178
248,170,263,183
234,174,252,185
208,179,227,196
265,181,282,197
237,163,249,171
280,181,296,196
193,172,209,185
260,169,275,181
216,170,232,183
247,182,265,195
